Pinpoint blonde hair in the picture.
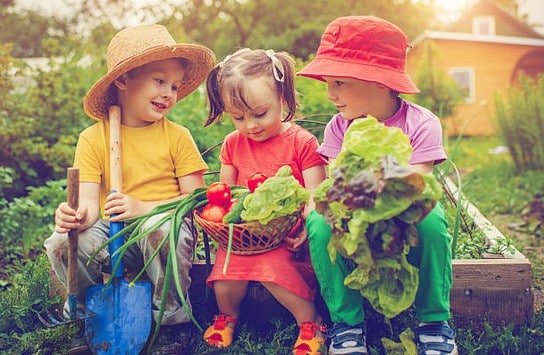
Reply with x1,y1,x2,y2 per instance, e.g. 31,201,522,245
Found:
204,48,299,127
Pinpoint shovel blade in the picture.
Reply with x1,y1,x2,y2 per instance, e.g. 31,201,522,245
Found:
85,279,152,354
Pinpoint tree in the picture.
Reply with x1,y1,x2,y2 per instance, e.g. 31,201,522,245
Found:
163,0,436,60
0,3,71,57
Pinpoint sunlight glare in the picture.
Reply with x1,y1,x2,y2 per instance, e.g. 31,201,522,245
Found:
434,0,474,23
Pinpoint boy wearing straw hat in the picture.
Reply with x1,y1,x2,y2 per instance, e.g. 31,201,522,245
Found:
44,24,215,352
298,16,458,354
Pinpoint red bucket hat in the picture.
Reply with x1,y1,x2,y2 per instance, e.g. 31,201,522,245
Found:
298,16,419,94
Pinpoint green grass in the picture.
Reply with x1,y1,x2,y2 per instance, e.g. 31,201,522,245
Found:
444,135,511,170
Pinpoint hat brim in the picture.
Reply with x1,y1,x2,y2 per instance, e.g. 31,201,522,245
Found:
83,44,215,121
298,57,419,94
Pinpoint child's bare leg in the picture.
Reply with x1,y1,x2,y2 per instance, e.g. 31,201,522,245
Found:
213,280,248,319
262,282,325,353
204,280,247,348
261,281,321,325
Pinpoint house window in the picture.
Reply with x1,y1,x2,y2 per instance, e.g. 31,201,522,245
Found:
473,16,495,36
448,67,475,104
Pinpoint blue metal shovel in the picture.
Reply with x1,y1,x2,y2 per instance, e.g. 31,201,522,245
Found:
85,106,152,354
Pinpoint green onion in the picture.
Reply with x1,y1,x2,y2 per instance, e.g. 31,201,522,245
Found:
223,223,234,275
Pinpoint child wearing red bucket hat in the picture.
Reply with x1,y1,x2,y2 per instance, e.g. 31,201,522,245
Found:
298,16,458,355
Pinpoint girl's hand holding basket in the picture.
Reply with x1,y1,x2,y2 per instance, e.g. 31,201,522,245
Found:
194,165,309,256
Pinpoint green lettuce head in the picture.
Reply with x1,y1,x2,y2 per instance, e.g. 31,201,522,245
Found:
315,116,443,318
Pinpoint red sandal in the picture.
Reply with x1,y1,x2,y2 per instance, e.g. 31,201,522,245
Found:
292,321,327,355
203,314,237,348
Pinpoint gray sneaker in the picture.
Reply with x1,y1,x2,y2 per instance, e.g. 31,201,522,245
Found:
415,321,458,355
328,322,368,355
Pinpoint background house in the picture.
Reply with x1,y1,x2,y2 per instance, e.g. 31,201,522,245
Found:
406,0,544,136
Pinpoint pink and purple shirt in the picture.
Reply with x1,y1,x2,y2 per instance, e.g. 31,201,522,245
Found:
317,99,447,165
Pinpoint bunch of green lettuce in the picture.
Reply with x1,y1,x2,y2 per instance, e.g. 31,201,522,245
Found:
241,165,309,224
314,117,443,318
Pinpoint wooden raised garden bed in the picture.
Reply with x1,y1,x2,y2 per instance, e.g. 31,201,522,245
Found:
447,180,534,325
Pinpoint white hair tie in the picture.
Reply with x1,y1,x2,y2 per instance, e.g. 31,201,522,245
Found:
265,49,285,82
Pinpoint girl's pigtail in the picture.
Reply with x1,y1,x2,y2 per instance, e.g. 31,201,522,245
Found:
277,53,298,122
204,65,224,127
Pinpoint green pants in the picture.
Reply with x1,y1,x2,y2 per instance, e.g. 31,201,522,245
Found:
306,203,453,325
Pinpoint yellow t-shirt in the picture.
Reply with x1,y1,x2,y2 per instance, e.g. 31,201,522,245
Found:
73,118,208,218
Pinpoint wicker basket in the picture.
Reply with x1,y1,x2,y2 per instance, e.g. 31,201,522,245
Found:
193,210,301,255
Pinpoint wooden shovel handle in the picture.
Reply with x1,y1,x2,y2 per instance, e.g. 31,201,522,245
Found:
109,105,122,192
108,106,125,278
67,167,79,296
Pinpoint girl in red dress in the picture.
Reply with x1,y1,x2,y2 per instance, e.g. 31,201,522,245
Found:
202,48,328,354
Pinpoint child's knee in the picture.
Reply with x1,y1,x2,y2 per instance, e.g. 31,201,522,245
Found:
44,232,66,260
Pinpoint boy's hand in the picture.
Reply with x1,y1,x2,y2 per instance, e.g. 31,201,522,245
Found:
105,192,150,221
54,202,88,234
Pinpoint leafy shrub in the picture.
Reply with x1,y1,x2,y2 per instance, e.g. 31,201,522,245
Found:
0,167,14,198
0,254,76,354
0,49,97,199
0,43,19,102
295,73,335,118
0,179,65,262
462,162,544,215
495,74,544,172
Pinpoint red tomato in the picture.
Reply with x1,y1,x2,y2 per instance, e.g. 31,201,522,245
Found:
247,172,268,192
206,182,232,207
200,203,227,223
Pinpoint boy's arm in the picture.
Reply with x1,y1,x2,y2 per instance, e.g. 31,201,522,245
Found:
79,182,101,230
178,170,206,196
106,170,207,222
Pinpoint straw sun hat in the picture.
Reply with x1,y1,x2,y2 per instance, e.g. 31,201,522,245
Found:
83,24,215,121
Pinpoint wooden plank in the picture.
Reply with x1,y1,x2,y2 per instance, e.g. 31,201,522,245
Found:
50,259,533,325
451,258,533,324
452,258,532,289
451,287,533,325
